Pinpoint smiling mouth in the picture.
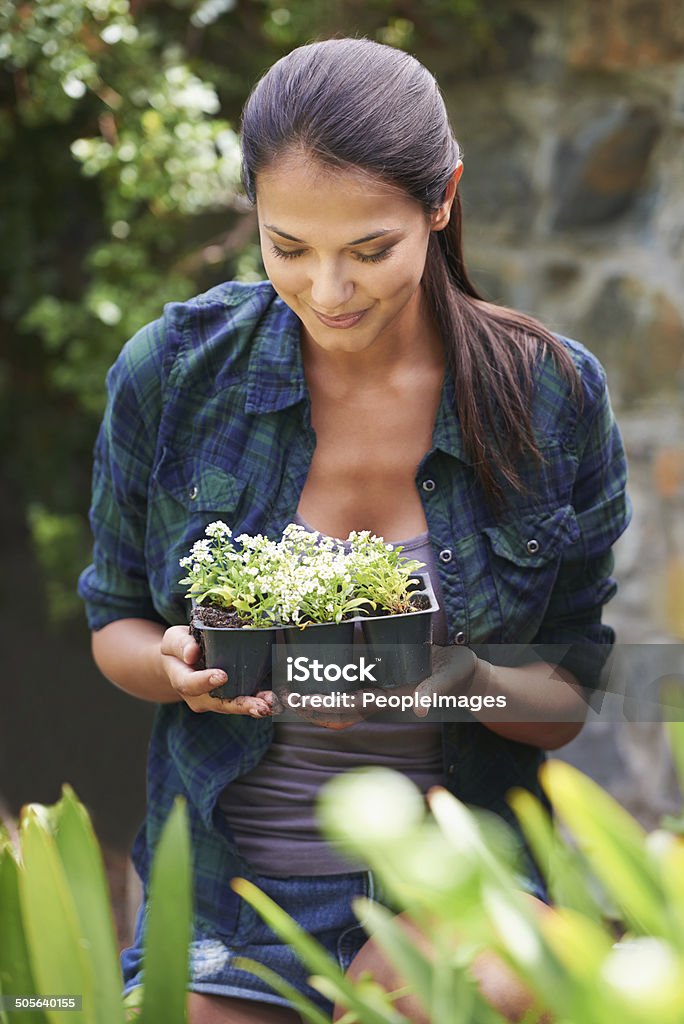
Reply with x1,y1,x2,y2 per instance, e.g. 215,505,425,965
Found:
312,308,368,328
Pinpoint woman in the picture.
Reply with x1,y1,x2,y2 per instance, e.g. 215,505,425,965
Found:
79,37,631,1023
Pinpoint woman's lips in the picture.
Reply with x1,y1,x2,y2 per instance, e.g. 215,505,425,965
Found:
312,308,368,329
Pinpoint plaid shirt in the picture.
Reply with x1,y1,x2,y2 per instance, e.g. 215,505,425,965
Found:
78,280,631,936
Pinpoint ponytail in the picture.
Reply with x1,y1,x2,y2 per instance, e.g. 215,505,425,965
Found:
422,195,581,511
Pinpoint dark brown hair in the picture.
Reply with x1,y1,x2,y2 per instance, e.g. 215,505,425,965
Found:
240,37,580,510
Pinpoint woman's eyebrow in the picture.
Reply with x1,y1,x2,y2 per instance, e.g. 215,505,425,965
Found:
263,224,397,245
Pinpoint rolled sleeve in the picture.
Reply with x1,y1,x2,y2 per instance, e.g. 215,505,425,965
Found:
78,317,168,630
532,357,632,689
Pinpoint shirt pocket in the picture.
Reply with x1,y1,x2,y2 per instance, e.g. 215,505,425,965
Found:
481,504,580,643
145,446,249,609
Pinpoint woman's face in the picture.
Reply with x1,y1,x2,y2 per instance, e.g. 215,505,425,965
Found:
256,151,457,356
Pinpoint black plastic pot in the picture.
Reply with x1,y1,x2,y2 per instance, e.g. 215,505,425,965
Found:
279,620,358,696
360,572,439,689
191,616,278,700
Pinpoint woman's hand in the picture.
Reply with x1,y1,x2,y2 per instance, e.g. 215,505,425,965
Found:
412,644,479,717
160,625,273,718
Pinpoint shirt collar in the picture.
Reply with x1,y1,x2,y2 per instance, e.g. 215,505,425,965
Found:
245,293,308,414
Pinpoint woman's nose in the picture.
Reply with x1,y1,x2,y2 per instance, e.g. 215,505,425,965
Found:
309,263,354,311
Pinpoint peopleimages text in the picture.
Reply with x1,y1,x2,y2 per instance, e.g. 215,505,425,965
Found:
284,691,508,712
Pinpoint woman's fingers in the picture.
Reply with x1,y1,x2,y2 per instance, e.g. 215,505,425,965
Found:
159,625,272,717
413,645,479,718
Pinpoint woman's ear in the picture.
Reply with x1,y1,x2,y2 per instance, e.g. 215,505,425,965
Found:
430,161,464,231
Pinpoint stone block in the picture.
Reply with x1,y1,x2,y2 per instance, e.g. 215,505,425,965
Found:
550,101,661,228
580,275,684,404
567,0,684,69
457,110,535,230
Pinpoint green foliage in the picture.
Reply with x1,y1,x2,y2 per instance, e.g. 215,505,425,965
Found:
232,740,684,1024
27,504,92,624
346,530,425,614
0,786,192,1024
0,0,511,626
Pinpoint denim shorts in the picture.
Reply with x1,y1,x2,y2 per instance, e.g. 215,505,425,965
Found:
121,869,392,1015
121,869,549,1015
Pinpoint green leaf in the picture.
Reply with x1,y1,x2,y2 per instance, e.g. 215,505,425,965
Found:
427,788,510,890
0,848,47,1024
352,899,506,1024
232,878,405,1024
52,786,125,1023
231,957,331,1024
122,986,144,1022
139,797,192,1024
481,884,591,1024
509,787,603,923
349,900,434,1019
662,683,684,801
18,809,95,1024
541,760,670,938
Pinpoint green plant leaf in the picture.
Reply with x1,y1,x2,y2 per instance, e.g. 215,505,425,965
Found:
353,898,510,1024
645,832,684,948
18,809,95,1024
662,682,684,804
52,786,125,1023
481,884,594,1024
232,878,405,1024
122,985,144,1022
0,848,47,1024
509,787,603,923
349,899,434,1018
231,957,331,1024
427,787,511,890
541,760,670,938
139,796,192,1024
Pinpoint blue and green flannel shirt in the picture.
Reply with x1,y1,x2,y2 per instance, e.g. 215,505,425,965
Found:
78,280,631,938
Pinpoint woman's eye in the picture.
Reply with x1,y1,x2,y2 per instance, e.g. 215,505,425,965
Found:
356,247,393,264
270,244,303,260
269,243,394,264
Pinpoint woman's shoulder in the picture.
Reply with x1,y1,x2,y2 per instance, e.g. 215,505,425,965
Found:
522,332,615,456
535,333,610,413
162,278,281,340
551,334,607,392
177,278,278,312
114,279,284,389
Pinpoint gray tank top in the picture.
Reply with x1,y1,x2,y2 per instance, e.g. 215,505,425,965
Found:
217,514,449,875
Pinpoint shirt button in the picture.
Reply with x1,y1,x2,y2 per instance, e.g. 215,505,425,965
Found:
526,538,540,554
447,763,457,775
454,631,466,645
188,485,198,500
422,479,436,493
439,549,453,563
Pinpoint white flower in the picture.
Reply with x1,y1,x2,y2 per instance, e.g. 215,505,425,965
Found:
205,521,232,538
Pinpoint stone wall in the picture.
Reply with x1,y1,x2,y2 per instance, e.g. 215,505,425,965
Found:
429,0,684,411
427,0,684,824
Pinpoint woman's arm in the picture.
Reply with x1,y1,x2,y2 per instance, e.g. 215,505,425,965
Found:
414,646,586,749
92,619,185,704
457,656,588,749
